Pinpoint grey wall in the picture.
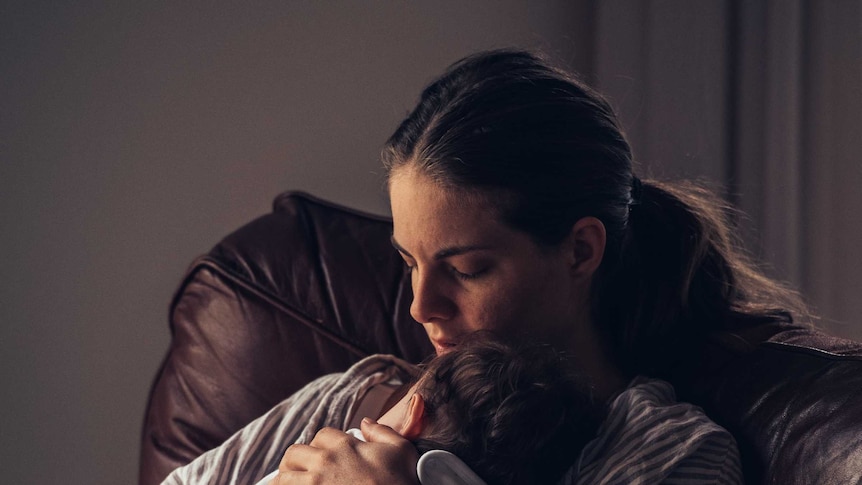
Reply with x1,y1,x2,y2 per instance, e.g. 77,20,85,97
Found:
594,0,862,340
0,2,592,484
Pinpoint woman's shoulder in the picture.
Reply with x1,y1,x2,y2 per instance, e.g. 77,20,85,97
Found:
347,353,420,380
571,377,742,484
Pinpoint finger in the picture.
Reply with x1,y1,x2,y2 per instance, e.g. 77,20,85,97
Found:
258,470,279,485
278,443,317,472
360,417,412,446
308,426,358,448
272,469,310,485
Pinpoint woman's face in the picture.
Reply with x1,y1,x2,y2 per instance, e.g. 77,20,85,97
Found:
390,168,581,355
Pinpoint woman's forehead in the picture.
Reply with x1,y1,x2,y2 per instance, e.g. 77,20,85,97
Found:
390,171,509,248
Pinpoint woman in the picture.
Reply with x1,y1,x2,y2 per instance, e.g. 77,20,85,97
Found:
274,49,790,483
168,49,800,484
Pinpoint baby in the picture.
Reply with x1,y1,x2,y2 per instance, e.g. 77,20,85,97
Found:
261,336,603,485
372,336,604,485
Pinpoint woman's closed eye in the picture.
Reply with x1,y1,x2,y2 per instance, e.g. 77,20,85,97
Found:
449,265,488,281
403,260,488,281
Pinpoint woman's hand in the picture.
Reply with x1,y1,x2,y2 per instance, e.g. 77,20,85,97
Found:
275,418,420,485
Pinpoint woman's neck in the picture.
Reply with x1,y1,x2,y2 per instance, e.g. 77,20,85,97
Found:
564,317,628,401
580,353,628,402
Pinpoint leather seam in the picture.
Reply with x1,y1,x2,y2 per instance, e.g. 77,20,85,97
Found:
175,256,370,359
760,341,862,361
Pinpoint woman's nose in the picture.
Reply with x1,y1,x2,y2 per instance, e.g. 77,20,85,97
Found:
409,270,455,324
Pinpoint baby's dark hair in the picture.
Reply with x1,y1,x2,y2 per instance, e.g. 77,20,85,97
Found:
411,336,606,485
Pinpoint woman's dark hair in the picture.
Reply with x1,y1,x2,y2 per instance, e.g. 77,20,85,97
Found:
383,49,807,377
412,335,604,485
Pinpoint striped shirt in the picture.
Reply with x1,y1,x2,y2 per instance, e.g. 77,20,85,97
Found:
161,355,741,484
570,377,742,484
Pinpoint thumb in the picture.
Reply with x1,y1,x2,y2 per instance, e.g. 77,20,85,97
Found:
360,417,408,445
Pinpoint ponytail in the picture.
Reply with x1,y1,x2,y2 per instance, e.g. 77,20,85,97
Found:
593,179,807,377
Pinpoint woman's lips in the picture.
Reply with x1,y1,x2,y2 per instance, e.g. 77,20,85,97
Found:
431,339,457,354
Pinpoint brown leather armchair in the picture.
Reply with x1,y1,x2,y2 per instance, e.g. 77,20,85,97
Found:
140,192,862,485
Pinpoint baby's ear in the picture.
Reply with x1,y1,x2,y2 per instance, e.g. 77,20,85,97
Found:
400,394,426,440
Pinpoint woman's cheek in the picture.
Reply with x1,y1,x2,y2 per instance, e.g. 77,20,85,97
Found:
476,302,512,333
470,283,512,330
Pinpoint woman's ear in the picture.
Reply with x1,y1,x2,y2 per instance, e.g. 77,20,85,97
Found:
566,216,606,279
400,393,426,440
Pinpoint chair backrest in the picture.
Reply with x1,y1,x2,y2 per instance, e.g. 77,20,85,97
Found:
675,325,862,483
140,192,862,485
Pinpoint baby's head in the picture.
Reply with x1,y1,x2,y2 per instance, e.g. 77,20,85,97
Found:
378,336,605,485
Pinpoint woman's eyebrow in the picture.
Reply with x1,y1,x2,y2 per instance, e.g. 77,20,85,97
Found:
390,235,412,258
434,245,491,260
390,235,491,260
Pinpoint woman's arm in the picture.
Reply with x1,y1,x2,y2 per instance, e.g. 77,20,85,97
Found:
160,355,416,485
160,373,344,485
276,418,420,485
